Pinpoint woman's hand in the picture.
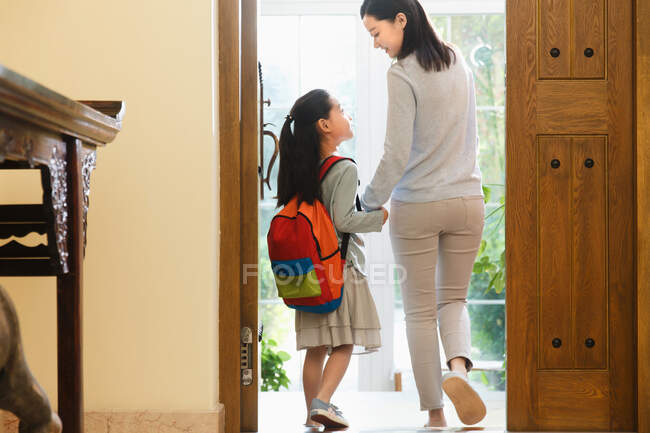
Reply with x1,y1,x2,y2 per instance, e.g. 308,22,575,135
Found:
382,207,389,225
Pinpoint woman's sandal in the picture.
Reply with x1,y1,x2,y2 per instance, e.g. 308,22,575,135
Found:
441,371,487,425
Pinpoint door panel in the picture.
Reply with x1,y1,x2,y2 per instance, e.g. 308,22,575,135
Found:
507,0,635,429
536,82,608,134
572,136,607,370
538,137,572,370
573,0,605,78
539,0,571,79
536,371,610,430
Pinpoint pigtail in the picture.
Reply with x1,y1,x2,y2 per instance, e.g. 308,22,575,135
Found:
276,115,298,207
276,90,332,208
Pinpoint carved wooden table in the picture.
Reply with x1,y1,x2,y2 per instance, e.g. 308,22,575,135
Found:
0,64,124,433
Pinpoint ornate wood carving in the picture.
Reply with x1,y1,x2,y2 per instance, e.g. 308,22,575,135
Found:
49,146,69,273
0,240,49,258
81,150,96,255
0,125,70,273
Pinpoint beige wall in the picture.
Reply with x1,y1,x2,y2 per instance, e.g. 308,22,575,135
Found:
0,0,220,411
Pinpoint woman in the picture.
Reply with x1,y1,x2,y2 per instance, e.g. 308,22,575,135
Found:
359,0,487,426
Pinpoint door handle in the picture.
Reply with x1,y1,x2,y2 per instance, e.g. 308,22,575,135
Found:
259,62,279,199
262,128,279,194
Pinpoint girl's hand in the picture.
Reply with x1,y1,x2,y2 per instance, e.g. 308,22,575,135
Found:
382,207,389,225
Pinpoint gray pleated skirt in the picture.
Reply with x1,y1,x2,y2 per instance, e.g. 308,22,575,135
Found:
295,265,382,355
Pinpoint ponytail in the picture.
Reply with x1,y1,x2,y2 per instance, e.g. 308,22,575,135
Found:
276,89,333,208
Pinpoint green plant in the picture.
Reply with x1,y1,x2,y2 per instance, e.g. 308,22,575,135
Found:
261,339,292,391
472,184,506,296
468,184,506,390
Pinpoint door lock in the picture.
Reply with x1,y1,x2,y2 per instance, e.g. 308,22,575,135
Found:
241,327,253,386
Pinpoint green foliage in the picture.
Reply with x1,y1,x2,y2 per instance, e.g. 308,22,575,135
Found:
457,15,507,383
468,184,506,390
470,362,506,392
469,186,506,334
469,304,504,358
261,339,292,392
473,188,506,296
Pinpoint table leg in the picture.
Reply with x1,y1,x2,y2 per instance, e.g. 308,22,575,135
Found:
57,137,84,433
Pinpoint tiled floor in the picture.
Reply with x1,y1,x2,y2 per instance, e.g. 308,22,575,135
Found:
259,389,505,433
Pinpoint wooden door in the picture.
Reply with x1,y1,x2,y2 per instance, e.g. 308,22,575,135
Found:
241,0,259,431
218,0,259,432
506,0,636,430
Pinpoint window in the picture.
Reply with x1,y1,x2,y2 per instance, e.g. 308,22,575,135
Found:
259,0,506,394
259,15,360,392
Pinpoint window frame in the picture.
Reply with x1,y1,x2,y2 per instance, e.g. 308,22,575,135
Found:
262,0,505,16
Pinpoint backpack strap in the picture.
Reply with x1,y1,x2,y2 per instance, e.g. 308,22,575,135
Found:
319,156,363,261
340,195,363,261
319,155,355,181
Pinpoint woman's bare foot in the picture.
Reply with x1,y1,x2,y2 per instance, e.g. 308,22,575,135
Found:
425,408,448,428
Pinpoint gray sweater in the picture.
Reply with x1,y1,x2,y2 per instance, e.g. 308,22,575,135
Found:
361,49,483,210
319,158,385,275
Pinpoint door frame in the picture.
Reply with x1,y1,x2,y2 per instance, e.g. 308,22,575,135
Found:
217,0,259,432
636,0,650,430
218,0,242,431
219,1,649,432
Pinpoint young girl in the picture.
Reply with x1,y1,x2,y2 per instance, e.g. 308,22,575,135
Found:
276,89,388,430
359,0,487,427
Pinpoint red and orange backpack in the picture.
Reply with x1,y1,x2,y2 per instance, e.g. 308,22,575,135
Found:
267,156,359,313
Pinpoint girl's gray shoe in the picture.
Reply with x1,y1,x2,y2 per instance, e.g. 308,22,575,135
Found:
309,398,349,430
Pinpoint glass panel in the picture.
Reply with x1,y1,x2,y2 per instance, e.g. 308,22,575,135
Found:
259,11,506,396
450,15,506,108
259,302,299,391
393,304,505,386
477,108,506,187
259,205,278,300
452,15,506,304
259,16,300,108
259,15,361,393
299,16,357,108
259,15,358,204
299,16,358,159
468,202,506,301
430,15,450,40
468,304,506,362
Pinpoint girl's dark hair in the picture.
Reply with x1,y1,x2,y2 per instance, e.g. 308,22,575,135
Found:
360,0,455,72
276,89,333,208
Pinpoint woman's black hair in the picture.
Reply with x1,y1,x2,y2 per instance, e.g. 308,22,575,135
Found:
276,89,333,208
360,0,455,72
